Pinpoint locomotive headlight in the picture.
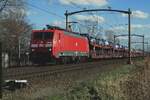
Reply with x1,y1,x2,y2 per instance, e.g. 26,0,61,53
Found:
31,49,35,52
49,48,51,51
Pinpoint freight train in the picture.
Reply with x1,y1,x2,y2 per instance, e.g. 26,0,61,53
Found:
30,26,143,64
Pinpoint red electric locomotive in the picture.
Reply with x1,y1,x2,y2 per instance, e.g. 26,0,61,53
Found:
30,26,89,64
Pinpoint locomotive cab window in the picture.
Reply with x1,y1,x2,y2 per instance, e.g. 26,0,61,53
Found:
33,32,53,40
44,32,53,40
33,32,43,40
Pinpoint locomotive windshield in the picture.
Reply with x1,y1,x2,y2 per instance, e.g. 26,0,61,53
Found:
33,32,53,40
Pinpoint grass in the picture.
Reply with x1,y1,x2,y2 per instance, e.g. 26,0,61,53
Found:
49,58,150,100
48,62,141,100
3,57,149,100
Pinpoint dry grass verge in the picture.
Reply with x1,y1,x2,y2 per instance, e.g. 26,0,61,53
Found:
49,57,150,100
3,58,149,100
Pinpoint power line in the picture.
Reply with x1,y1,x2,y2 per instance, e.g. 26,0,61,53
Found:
66,1,100,33
54,1,97,31
53,1,80,10
25,2,103,33
25,2,65,19
25,2,90,30
54,1,92,31
69,1,83,10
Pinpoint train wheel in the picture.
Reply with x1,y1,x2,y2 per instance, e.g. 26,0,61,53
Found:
61,57,68,64
81,57,87,63
74,57,80,64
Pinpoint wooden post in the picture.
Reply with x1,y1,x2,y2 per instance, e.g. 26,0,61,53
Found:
0,42,2,98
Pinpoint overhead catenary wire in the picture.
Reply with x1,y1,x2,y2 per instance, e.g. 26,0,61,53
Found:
67,1,102,34
53,0,81,10
61,1,95,32
25,2,65,19
25,1,130,40
51,0,101,32
25,1,120,34
69,1,83,10
25,2,91,31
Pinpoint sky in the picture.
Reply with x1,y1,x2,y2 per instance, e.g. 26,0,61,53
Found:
26,0,150,50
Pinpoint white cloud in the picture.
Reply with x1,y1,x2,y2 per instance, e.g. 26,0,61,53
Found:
17,9,38,16
51,20,65,28
117,37,127,40
59,0,108,7
110,26,126,31
131,24,150,29
131,24,143,29
132,10,149,19
122,10,149,19
46,0,52,5
110,24,150,32
74,14,105,23
26,10,38,16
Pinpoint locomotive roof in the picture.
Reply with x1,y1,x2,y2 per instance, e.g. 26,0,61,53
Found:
32,29,88,40
32,25,87,38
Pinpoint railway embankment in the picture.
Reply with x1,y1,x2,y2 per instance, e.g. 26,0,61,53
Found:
48,58,150,100
3,58,149,100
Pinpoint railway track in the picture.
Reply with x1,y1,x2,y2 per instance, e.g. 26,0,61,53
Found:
3,58,141,80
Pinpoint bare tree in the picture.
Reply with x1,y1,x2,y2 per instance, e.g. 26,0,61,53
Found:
0,0,8,12
0,0,32,66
